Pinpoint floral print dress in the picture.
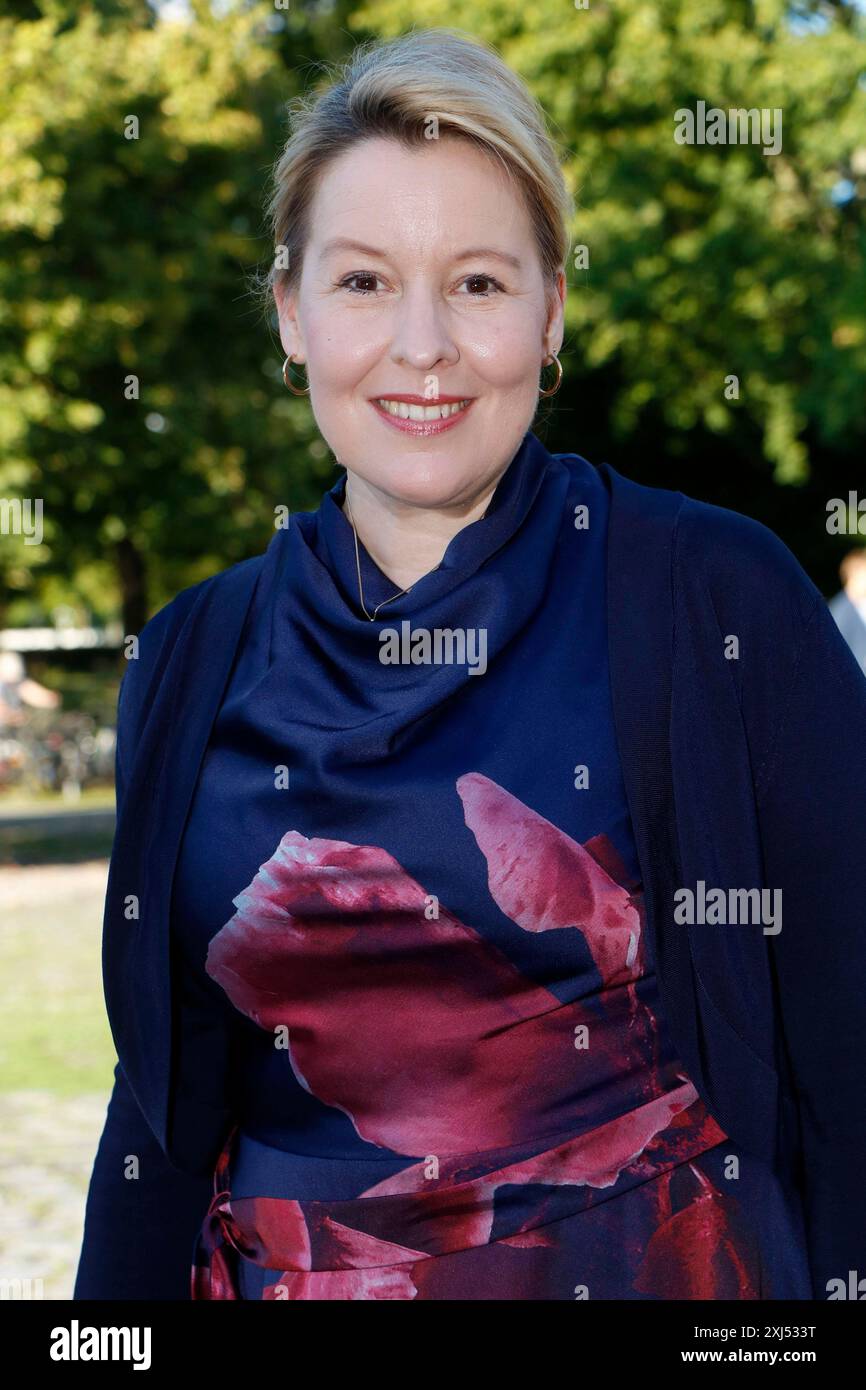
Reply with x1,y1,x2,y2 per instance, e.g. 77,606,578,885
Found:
172,433,813,1300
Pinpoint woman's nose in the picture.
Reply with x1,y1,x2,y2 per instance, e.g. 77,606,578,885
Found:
388,286,459,370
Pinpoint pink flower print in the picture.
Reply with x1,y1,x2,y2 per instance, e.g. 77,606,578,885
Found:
208,830,613,1154
456,772,644,987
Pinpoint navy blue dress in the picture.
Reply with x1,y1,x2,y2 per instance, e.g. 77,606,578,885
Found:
172,433,813,1300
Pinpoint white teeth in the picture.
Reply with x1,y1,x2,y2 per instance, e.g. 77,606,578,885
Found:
375,399,470,421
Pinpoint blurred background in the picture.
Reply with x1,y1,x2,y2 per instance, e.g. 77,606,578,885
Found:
1,0,864,1298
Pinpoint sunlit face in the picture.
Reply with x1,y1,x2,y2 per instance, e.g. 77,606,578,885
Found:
274,135,565,512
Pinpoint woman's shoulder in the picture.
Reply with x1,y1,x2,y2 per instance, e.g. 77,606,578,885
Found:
588,458,824,627
119,553,266,724
675,489,824,639
136,554,264,655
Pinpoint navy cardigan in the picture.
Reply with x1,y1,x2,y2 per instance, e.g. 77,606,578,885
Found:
74,456,866,1300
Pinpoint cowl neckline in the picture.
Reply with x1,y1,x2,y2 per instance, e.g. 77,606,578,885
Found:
246,428,572,719
305,429,554,622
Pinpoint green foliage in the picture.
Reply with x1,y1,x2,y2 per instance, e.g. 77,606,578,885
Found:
0,0,353,628
1,0,864,621
355,0,866,492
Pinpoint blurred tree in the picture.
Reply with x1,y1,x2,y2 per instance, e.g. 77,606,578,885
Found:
0,0,359,632
1,0,864,626
353,0,866,587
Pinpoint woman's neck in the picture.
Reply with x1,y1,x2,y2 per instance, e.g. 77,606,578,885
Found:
341,472,502,590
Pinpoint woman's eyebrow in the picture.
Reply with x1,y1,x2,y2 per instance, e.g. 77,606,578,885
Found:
319,237,523,270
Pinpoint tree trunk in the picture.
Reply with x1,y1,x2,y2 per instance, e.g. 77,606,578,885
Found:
116,536,148,637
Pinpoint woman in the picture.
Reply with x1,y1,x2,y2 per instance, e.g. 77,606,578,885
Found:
74,28,866,1302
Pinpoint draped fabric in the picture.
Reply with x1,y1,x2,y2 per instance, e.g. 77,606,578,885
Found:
191,1091,763,1301
173,431,813,1300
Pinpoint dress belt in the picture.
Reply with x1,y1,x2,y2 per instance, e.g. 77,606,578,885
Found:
191,1080,727,1298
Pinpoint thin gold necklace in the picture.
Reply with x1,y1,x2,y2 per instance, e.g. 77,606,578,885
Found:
343,488,413,621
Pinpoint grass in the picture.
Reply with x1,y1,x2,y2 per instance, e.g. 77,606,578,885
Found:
0,863,116,1095
0,786,116,815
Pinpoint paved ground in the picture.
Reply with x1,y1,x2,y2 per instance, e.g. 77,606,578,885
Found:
0,1091,107,1299
0,861,112,1301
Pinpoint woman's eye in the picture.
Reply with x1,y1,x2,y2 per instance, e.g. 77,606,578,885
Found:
460,275,504,296
338,273,382,295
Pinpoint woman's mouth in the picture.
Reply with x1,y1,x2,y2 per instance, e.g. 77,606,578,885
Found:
369,397,474,435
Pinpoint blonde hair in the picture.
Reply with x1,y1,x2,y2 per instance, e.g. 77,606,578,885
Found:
258,27,574,307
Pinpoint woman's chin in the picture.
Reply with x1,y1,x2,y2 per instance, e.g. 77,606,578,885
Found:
357,469,488,512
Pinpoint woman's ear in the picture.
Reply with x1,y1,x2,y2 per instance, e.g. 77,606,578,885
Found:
545,270,567,356
273,278,304,363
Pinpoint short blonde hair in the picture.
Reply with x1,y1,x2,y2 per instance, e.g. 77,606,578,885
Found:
259,27,574,306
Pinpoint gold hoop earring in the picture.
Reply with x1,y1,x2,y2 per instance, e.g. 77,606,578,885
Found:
538,351,563,398
282,355,310,396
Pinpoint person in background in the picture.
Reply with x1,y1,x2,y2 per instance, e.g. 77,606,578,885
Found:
828,548,866,676
0,650,61,730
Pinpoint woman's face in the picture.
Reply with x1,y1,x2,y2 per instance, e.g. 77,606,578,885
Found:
274,135,566,511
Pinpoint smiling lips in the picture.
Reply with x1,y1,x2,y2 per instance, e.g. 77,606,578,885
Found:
370,395,474,433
